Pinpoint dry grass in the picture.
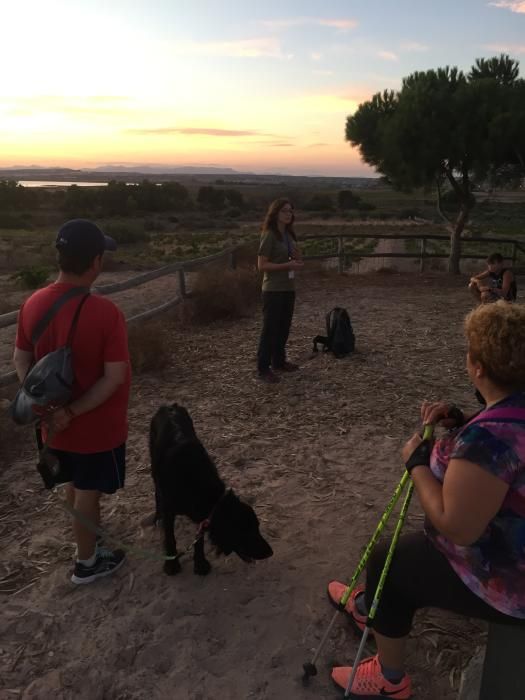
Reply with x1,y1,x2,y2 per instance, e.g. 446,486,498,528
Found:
0,390,29,457
180,265,260,324
127,319,174,374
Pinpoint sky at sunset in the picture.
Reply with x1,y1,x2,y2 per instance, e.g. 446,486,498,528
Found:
1,0,524,176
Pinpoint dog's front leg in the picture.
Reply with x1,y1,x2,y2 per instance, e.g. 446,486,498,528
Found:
162,509,182,575
193,536,211,576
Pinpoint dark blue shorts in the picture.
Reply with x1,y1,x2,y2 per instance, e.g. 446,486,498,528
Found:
49,443,126,494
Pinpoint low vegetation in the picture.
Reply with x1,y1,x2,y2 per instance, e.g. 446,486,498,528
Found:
13,265,50,289
127,320,173,374
179,265,260,325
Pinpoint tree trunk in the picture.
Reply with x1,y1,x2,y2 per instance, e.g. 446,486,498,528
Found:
448,205,469,274
436,178,451,225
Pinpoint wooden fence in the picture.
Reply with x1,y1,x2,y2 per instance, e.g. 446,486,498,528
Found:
301,233,525,274
1,231,524,388
0,245,239,387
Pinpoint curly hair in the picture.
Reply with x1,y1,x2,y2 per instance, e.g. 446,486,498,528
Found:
465,301,525,390
260,198,296,242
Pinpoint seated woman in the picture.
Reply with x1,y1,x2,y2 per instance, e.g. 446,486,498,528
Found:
328,301,525,699
468,252,517,303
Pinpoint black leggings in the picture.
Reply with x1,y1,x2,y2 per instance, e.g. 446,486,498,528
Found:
365,531,525,638
257,291,295,372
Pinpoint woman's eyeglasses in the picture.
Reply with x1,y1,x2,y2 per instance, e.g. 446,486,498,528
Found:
280,207,294,214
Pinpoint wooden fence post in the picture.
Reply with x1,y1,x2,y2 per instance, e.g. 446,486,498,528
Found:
337,237,344,274
512,241,517,268
420,238,427,273
178,269,187,298
230,249,237,270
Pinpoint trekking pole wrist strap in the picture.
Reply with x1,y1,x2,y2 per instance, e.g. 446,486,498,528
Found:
405,440,432,474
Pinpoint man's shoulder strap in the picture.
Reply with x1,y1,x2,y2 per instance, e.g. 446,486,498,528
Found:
31,286,89,346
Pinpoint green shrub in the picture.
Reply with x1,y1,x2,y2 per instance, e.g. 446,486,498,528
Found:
304,194,334,211
103,220,149,244
0,213,31,229
14,265,50,289
356,201,376,212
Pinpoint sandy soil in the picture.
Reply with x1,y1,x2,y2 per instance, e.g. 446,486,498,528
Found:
1,270,490,700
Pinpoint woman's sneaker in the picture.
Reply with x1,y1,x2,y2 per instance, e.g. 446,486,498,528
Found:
258,369,280,384
327,581,367,633
331,655,412,698
71,547,126,585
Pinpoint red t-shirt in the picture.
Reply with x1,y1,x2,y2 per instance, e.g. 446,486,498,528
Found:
15,283,131,453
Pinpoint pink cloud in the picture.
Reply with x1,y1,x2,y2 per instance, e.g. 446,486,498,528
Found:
489,1,525,13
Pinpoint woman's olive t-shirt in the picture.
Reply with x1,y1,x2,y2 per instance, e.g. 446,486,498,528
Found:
258,229,295,292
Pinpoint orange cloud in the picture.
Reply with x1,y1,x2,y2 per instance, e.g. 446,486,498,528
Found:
127,127,277,137
261,17,357,31
489,1,525,13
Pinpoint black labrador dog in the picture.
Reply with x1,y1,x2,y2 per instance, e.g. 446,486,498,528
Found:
150,403,273,575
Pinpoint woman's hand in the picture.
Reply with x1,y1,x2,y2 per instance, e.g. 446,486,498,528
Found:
421,400,449,425
402,433,423,463
420,400,464,429
288,259,304,270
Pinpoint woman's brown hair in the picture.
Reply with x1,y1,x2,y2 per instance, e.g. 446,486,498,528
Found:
260,198,297,241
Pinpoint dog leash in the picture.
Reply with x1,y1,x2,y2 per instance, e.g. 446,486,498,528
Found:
35,425,231,562
52,487,206,562
35,425,198,562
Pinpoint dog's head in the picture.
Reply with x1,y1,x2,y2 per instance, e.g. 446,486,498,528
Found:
150,403,198,458
209,491,273,563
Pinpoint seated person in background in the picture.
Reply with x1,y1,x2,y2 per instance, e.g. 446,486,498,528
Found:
468,252,517,303
328,301,525,699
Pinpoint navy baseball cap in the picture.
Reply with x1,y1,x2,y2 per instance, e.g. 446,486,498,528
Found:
55,219,117,258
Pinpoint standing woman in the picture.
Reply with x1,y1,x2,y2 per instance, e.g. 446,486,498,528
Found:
257,198,304,383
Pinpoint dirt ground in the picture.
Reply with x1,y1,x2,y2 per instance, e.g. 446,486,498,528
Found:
1,270,492,700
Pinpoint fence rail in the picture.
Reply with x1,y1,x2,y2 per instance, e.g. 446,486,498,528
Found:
0,245,239,331
301,233,525,274
0,245,239,387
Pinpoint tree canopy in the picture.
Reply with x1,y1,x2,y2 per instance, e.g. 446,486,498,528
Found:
346,55,525,272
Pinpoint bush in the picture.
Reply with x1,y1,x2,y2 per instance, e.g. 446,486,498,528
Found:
127,319,173,374
14,265,50,289
226,207,241,218
338,190,361,210
400,208,423,219
0,213,32,229
103,220,149,244
0,393,28,458
356,201,376,212
303,194,334,211
181,266,260,324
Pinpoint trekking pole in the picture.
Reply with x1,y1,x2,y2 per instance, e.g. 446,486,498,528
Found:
343,425,434,698
302,470,411,682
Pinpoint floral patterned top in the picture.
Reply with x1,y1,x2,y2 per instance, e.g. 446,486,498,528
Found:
426,393,525,618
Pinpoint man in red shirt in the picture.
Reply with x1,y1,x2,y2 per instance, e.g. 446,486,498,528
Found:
13,219,131,584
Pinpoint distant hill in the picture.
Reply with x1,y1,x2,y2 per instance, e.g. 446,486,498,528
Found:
0,165,379,188
86,165,243,175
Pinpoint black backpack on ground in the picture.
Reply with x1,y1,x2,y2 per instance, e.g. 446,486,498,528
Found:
313,307,355,358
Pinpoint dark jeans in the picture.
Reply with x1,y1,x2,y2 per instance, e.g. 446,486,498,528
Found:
365,531,524,638
257,291,295,373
